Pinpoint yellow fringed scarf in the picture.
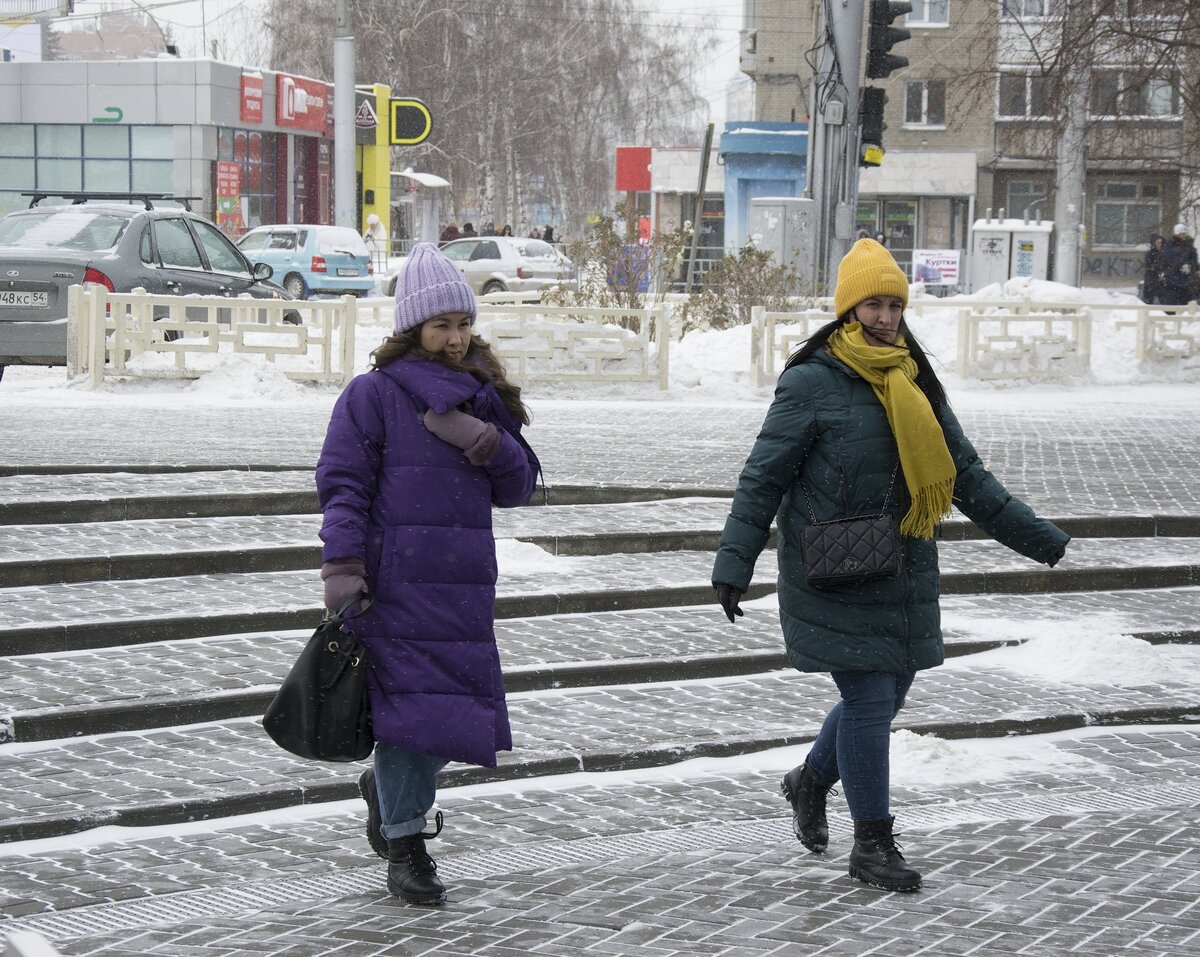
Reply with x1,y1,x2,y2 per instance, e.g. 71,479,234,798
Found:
827,322,955,539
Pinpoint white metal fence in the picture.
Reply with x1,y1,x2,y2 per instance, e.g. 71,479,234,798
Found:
65,285,1199,389
753,299,1200,384
66,286,358,387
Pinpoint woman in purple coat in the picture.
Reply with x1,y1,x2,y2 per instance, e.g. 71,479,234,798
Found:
315,242,539,905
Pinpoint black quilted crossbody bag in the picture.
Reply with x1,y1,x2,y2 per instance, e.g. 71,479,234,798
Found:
800,462,902,588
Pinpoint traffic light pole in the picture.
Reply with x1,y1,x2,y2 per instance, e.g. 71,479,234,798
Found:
806,0,867,296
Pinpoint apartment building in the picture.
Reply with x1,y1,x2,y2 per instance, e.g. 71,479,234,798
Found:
739,0,1194,286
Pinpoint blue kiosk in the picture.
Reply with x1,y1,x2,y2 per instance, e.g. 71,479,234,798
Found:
718,121,809,251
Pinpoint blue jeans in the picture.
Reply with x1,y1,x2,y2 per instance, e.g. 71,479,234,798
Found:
804,670,915,822
373,741,448,839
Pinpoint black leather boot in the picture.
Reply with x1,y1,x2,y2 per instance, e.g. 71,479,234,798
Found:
848,817,922,892
386,812,446,905
780,761,836,853
358,767,388,860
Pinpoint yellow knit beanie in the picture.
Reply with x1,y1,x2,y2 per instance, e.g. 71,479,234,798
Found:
833,238,909,317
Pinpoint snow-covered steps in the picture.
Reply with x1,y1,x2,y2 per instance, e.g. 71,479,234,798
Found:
3,644,1198,844
4,586,1200,745
4,496,1200,587
4,537,1200,656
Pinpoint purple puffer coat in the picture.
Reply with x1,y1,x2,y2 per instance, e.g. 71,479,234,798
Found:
315,356,539,767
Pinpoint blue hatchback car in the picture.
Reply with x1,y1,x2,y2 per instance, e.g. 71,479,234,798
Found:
237,224,374,299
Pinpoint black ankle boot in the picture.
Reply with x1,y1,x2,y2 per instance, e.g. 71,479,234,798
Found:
358,768,388,860
780,761,836,853
387,812,446,905
848,817,922,892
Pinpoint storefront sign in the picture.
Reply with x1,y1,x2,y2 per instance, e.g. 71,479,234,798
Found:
355,91,379,145
241,73,264,124
911,249,960,285
389,98,432,145
215,161,244,236
276,73,328,133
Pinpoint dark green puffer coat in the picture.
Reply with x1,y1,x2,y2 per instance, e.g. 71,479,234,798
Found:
712,351,1069,676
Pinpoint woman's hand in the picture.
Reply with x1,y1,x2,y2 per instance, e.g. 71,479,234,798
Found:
424,409,501,465
321,560,368,613
713,583,744,623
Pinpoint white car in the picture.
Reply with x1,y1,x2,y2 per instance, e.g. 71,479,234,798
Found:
387,236,575,297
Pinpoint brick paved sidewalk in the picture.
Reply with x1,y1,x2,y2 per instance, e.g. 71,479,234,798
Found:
1,725,1197,956
2,646,1198,843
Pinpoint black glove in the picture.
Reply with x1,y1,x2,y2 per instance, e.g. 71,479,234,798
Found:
1045,542,1067,568
714,583,744,623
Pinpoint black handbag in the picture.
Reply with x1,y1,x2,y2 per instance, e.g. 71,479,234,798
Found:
263,597,375,762
800,464,902,588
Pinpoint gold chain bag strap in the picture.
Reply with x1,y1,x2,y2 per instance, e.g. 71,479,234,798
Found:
799,462,902,588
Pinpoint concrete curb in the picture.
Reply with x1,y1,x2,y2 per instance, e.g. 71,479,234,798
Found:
0,484,727,527
2,703,1196,845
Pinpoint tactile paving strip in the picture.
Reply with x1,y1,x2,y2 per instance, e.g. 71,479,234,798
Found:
4,778,1199,942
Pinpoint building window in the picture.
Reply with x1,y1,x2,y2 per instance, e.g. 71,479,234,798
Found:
1092,181,1161,246
1002,0,1049,17
1090,70,1179,118
907,0,948,25
905,80,946,126
218,127,283,230
0,124,173,216
997,73,1053,118
1007,179,1048,219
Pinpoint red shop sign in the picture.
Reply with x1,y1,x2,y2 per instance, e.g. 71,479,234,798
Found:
276,73,327,133
240,73,263,124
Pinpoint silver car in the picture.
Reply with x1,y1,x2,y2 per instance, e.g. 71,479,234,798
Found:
0,193,290,378
386,236,575,297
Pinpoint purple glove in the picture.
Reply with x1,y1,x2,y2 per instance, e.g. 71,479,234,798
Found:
423,408,501,465
321,559,367,613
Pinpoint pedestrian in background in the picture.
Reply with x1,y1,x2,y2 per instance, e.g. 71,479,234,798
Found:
1162,223,1198,306
461,222,478,238
500,224,513,237
362,213,387,273
711,238,1069,893
1142,234,1167,305
316,242,540,905
438,221,461,244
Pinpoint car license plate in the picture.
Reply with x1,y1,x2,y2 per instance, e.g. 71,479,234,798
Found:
0,290,49,307
336,268,360,277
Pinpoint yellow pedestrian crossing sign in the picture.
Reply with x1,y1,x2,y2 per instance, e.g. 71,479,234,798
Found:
390,98,433,145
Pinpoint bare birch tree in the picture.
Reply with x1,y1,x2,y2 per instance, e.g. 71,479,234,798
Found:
263,0,712,237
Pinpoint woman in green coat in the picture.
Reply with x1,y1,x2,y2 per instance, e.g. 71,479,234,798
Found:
711,239,1069,892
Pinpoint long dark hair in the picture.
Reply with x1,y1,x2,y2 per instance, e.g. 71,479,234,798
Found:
784,312,949,420
371,329,530,426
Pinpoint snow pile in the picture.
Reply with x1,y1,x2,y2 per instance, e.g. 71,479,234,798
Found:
187,354,308,401
888,728,1100,785
496,538,574,574
945,619,1180,687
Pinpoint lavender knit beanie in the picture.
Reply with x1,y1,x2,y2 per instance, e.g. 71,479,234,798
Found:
393,242,476,334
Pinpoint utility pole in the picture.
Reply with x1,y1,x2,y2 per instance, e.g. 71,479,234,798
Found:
333,0,356,229
805,1,868,294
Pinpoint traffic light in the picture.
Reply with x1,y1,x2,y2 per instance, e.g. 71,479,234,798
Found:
859,87,887,167
866,1,912,80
